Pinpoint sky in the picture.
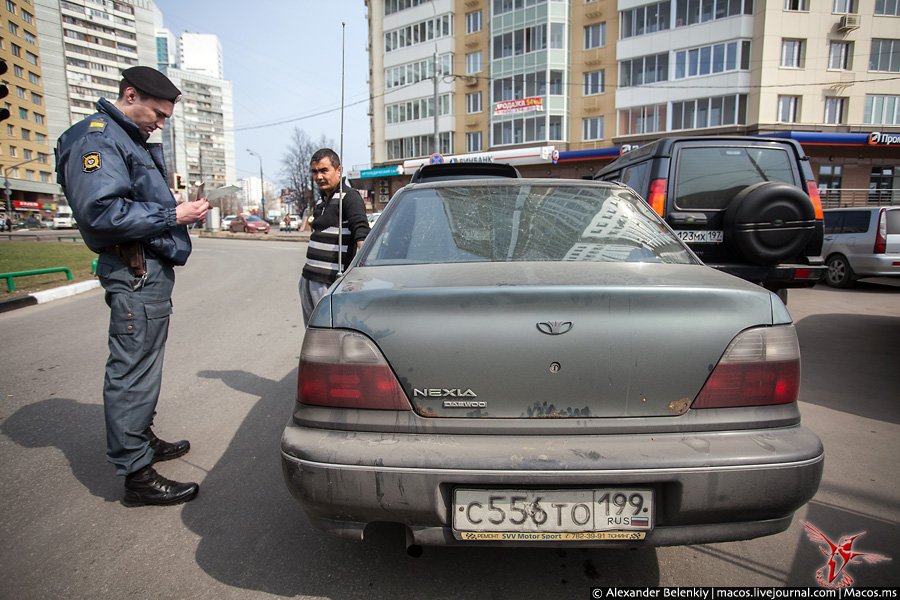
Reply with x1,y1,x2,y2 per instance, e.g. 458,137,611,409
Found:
153,0,372,189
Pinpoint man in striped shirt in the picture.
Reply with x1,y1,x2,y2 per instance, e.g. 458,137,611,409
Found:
300,148,371,325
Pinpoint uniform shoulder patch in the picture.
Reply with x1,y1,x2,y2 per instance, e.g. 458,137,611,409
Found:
89,120,107,131
82,152,101,173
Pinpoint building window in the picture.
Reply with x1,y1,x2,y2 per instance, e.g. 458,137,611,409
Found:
824,97,846,124
492,24,549,59
23,148,33,160
21,128,30,140
674,40,750,79
784,0,808,10
28,72,39,84
828,42,852,70
385,54,452,89
818,164,842,204
384,0,431,15
619,53,669,87
21,9,33,23
14,65,23,77
833,0,856,14
466,131,483,153
466,91,482,114
8,22,19,36
620,1,671,39
549,70,564,95
583,116,604,141
25,51,38,65
781,39,805,68
35,132,46,143
9,146,17,158
583,70,604,95
23,30,36,44
875,0,900,16
492,72,549,102
492,114,553,146
864,95,900,124
386,132,452,160
870,39,900,72
777,95,801,122
619,104,667,135
25,169,34,181
19,107,28,120
384,14,453,53
30,92,41,105
33,113,43,125
466,51,482,74
493,0,550,16
11,42,21,57
674,0,753,27
5,0,15,13
672,94,747,130
584,23,605,49
869,166,895,202
466,10,482,34
16,86,27,99
40,172,51,183
385,94,452,124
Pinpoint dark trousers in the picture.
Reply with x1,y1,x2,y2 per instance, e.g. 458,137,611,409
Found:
96,252,175,476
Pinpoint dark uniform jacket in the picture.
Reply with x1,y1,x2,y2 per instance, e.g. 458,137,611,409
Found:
55,98,191,265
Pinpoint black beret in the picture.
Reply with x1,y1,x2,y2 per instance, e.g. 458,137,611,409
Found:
121,66,182,102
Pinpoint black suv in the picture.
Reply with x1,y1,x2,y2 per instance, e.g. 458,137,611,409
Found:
595,136,825,301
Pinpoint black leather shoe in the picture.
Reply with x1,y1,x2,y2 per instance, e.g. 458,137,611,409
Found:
147,429,190,463
123,466,199,507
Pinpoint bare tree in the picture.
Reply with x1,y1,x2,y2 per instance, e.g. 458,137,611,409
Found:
281,128,335,216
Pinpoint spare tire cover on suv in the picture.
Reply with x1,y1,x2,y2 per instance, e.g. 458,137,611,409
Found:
723,181,815,265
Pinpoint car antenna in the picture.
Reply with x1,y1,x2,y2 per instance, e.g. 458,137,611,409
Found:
338,21,346,277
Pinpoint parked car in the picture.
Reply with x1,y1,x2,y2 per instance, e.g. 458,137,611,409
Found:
221,215,236,231
230,215,269,234
822,206,900,287
595,136,826,303
281,174,824,552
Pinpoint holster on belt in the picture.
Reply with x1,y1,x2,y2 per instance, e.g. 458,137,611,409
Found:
104,241,146,277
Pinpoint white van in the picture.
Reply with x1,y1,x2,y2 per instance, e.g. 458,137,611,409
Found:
53,206,76,229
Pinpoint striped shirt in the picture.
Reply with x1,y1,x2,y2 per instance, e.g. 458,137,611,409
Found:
302,186,370,284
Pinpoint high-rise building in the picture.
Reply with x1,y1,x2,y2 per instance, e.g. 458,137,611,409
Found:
2,0,59,217
35,0,157,149
363,0,900,206
178,32,223,79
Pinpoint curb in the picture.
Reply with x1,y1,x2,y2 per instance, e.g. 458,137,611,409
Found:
0,279,101,314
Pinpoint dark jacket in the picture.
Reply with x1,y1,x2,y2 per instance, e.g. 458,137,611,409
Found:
55,98,191,265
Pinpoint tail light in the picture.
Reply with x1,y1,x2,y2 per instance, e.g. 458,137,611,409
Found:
806,181,824,219
298,329,411,410
693,325,800,409
648,179,666,217
874,208,887,254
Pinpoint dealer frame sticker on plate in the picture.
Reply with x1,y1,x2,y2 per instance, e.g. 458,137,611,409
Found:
452,488,653,541
676,229,723,244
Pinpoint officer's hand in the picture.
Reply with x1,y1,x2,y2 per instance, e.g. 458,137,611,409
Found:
175,199,210,225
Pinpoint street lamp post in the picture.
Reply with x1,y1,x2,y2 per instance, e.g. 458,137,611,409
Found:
3,157,43,220
246,149,265,219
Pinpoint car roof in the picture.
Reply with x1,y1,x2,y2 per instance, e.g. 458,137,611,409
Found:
403,177,626,191
410,162,522,183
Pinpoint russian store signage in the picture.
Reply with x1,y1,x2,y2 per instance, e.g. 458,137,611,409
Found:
403,146,559,169
13,200,41,210
868,132,900,146
493,96,544,116
359,165,404,178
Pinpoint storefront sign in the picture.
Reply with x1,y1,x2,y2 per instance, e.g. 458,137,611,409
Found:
403,146,558,169
13,200,41,210
869,132,900,146
358,165,404,179
493,96,544,116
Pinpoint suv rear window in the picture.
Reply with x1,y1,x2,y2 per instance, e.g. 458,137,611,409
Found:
674,146,795,210
886,209,900,234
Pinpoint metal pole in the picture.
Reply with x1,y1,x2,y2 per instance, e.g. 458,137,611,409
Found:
433,50,439,154
338,21,346,276
246,149,265,218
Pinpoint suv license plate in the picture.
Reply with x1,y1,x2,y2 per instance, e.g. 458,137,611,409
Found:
677,230,723,244
453,488,653,541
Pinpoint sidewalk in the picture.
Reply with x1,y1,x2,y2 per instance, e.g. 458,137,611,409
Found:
0,279,101,314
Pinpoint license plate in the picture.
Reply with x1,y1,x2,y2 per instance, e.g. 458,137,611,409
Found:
453,488,653,541
677,230,723,244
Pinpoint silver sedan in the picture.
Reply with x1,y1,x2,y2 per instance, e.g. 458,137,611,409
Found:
281,178,823,551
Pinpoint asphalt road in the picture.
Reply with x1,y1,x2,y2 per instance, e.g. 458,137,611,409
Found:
1,237,898,598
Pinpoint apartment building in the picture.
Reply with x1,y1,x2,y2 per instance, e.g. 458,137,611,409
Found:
1,0,57,217
363,0,899,205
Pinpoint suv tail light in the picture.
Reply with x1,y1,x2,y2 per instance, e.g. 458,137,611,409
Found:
806,181,824,219
874,208,887,254
693,325,800,409
298,329,411,411
648,179,666,217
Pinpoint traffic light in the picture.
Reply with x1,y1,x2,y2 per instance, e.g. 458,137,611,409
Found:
174,173,185,189
0,59,9,123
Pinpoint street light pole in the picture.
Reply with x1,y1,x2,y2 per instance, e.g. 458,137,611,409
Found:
246,149,265,218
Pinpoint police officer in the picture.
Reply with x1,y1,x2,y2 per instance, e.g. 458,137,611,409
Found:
55,66,208,506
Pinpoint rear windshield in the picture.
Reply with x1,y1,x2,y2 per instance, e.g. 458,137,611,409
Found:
887,209,900,234
360,183,695,266
674,146,796,210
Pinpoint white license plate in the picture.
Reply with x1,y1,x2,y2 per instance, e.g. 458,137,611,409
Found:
677,230,723,244
453,488,653,541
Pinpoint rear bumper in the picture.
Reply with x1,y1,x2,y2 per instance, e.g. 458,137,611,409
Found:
280,422,824,547
707,262,826,288
847,254,900,278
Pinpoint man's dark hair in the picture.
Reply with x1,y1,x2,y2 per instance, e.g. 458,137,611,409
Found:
310,148,341,169
117,79,147,100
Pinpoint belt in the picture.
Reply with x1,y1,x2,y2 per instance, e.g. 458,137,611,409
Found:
101,241,147,279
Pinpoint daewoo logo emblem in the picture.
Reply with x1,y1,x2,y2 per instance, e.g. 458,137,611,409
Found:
537,321,573,335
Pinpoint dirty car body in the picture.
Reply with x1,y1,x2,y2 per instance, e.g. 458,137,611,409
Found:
281,178,823,548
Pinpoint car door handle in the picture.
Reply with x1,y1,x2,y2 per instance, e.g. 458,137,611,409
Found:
669,212,708,226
